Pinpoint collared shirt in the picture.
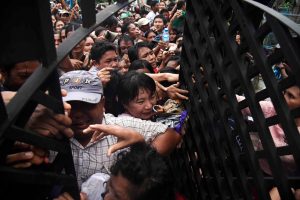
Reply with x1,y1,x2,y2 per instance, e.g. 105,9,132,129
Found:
146,11,158,24
68,113,168,186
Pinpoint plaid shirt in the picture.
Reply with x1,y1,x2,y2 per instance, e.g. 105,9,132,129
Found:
70,113,168,186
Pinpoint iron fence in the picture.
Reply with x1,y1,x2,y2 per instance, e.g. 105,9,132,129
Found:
172,0,300,199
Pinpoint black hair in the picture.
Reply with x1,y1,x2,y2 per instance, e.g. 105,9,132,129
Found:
100,16,118,29
117,71,156,107
128,42,151,63
121,22,134,34
104,69,123,116
118,34,134,46
167,2,176,11
153,14,167,25
166,55,181,66
129,59,155,73
90,41,116,63
160,8,169,15
117,34,134,55
148,0,159,8
94,26,107,37
144,30,157,38
110,142,175,200
176,0,186,10
65,23,81,37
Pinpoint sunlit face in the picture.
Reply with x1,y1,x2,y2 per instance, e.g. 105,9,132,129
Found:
153,18,164,32
69,100,104,146
96,50,119,69
159,2,166,10
124,88,157,120
55,20,65,31
3,60,40,91
138,47,157,69
84,37,95,53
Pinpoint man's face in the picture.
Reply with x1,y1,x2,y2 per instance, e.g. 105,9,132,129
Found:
138,47,157,69
3,60,40,91
119,40,133,56
69,100,104,143
140,24,150,33
153,3,159,12
96,50,119,69
128,24,139,40
153,18,164,32
60,12,71,24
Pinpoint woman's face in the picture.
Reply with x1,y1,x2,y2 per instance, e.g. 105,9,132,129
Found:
124,88,157,120
55,20,65,31
84,37,94,53
146,31,157,43
169,30,177,42
73,39,85,54
159,2,166,10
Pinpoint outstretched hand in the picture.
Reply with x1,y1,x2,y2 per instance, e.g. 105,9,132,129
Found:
165,82,189,100
83,124,145,156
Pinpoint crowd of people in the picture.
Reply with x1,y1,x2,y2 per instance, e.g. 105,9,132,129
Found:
1,0,189,199
1,0,300,199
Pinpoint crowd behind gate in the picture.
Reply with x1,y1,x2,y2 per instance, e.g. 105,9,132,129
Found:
1,0,300,199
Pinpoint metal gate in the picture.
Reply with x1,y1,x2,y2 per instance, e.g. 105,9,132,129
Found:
1,0,300,199
171,0,300,199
